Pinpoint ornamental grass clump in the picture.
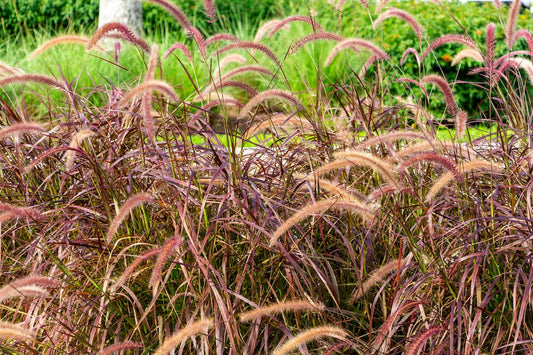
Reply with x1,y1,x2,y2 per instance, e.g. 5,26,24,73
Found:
0,0,532,353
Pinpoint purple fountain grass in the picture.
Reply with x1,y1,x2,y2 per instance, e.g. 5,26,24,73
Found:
105,193,154,244
325,38,389,66
420,74,458,115
244,114,310,138
0,275,57,303
254,19,283,43
24,146,70,174
0,122,46,140
503,58,533,84
0,74,64,91
110,247,162,293
142,45,160,142
269,198,376,246
505,0,522,49
0,203,43,221
203,0,217,22
153,319,213,355
163,42,193,63
149,237,181,295
239,299,324,322
267,15,323,38
336,0,368,11
349,257,407,303
359,55,379,77
118,79,179,108
395,78,429,97
197,79,258,101
373,300,422,351
191,98,244,121
97,342,143,355
375,0,391,13
512,29,533,55
405,325,444,355
289,32,343,55
87,22,150,53
0,61,24,76
421,34,477,61
212,53,246,78
400,48,421,67
451,49,484,66
205,33,239,46
29,35,98,58
211,41,281,68
294,173,368,203
143,0,206,57
455,110,468,140
64,129,97,171
397,152,462,183
273,326,350,355
425,160,504,202
331,151,404,191
0,321,34,342
355,130,426,150
238,89,305,120
373,8,423,43
214,65,272,82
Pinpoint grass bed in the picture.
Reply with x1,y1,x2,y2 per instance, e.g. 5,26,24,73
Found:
0,0,532,353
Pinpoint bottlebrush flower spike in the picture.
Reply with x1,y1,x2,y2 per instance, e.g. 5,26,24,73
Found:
30,35,98,58
451,49,484,66
254,19,283,43
290,32,343,54
421,34,477,61
373,8,423,43
144,0,206,57
87,22,150,53
240,299,324,322
325,38,389,66
205,33,239,46
512,29,533,55
420,74,458,115
238,89,305,120
163,42,192,63
212,41,281,68
506,0,522,49
106,193,154,244
273,326,349,355
267,15,323,37
203,0,216,22
401,48,421,66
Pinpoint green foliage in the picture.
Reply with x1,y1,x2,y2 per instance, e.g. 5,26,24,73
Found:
0,0,99,36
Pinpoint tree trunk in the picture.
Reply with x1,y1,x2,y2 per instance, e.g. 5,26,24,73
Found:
98,0,143,35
